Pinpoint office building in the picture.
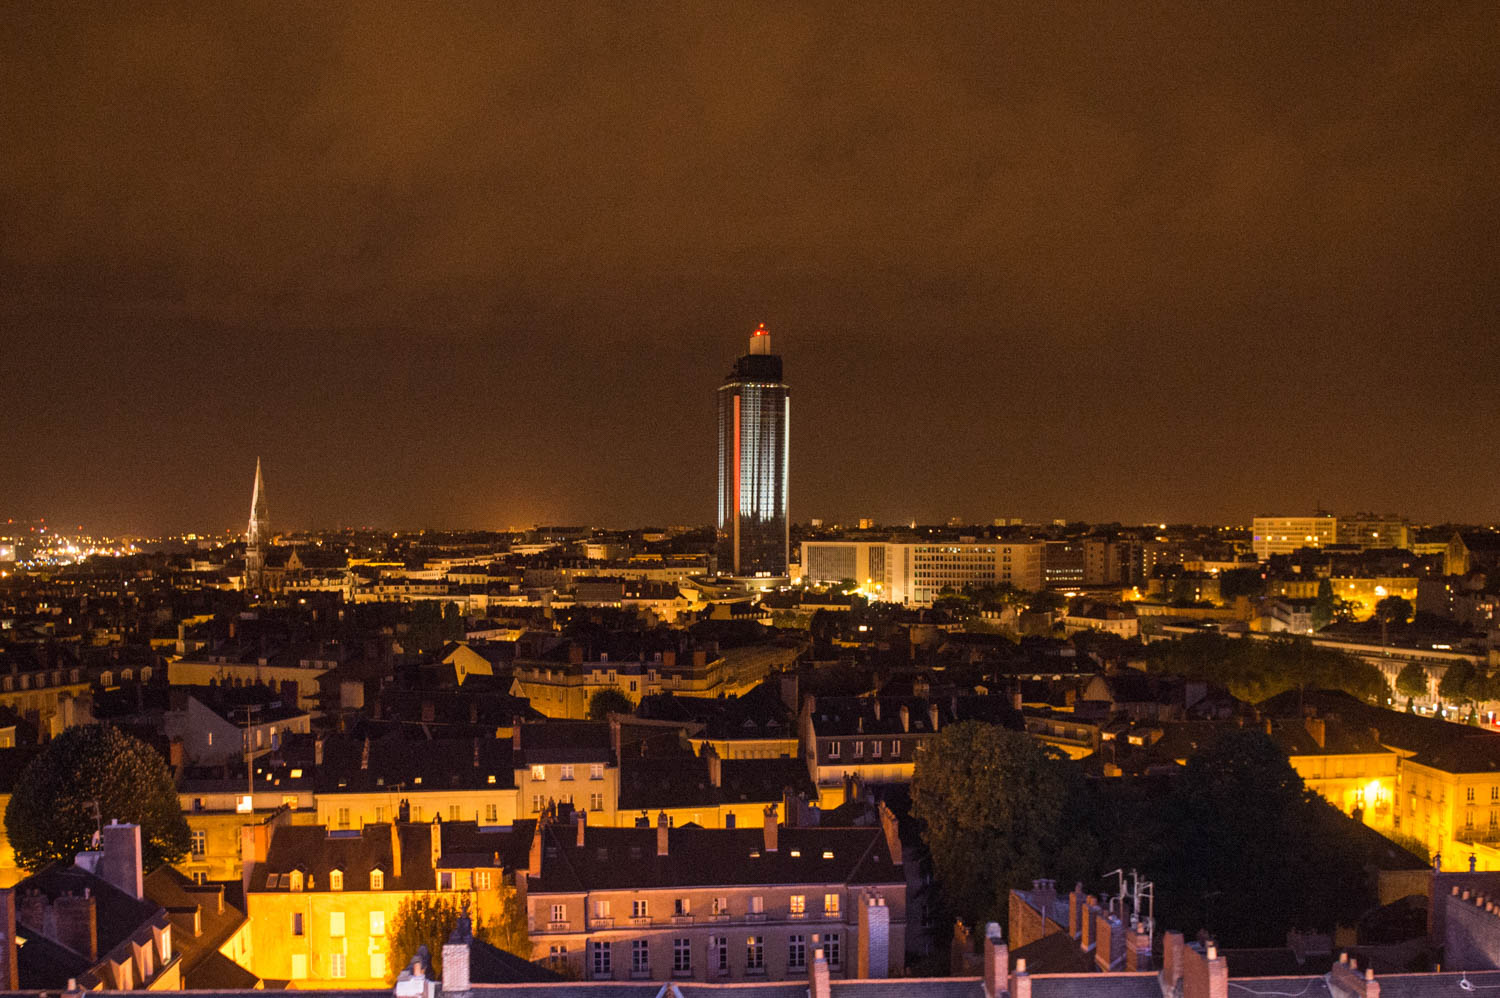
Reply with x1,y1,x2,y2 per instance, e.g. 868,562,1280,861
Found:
716,324,790,580
801,540,1044,604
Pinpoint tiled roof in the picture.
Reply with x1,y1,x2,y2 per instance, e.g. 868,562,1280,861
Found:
253,822,436,892
530,824,901,893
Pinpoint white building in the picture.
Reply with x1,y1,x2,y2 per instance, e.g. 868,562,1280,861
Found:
1251,515,1338,560
800,541,1043,605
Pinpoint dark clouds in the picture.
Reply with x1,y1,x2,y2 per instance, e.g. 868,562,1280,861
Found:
3,2,1498,532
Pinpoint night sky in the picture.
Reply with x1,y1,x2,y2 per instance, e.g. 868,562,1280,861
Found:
4,4,1498,533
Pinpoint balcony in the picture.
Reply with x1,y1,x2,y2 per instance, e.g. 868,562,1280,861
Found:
745,912,766,922
591,917,615,929
630,969,652,980
548,921,569,932
671,914,694,925
630,916,652,927
789,911,806,920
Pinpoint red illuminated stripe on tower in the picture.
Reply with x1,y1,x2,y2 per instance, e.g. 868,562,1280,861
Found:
733,393,741,574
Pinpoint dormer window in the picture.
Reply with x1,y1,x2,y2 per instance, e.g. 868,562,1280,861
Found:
288,870,303,892
370,869,384,891
330,870,344,891
532,765,546,781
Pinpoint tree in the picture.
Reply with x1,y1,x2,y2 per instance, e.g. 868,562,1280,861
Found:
910,722,1068,928
586,687,634,720
387,889,530,982
6,724,191,872
1143,633,1388,704
1376,595,1414,645
1395,661,1429,701
1027,590,1066,614
1440,661,1478,705
1311,579,1335,631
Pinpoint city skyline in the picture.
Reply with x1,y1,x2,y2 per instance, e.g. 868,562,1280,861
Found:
4,5,1499,532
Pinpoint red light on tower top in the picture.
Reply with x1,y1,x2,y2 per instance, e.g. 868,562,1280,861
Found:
749,322,771,355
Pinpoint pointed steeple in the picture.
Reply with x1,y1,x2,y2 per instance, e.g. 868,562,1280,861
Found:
244,459,270,592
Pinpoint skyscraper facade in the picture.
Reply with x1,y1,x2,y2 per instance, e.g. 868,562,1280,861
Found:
244,457,269,591
716,323,789,580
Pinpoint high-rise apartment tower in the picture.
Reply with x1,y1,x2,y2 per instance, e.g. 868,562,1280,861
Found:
716,323,789,580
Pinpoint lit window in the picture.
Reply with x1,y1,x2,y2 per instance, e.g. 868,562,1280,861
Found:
330,870,343,891
825,892,841,915
371,869,384,890
475,870,492,890
746,935,764,971
370,911,385,935
790,894,805,915
330,911,345,937
532,765,546,780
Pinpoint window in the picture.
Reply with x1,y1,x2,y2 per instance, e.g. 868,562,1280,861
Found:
591,941,612,978
551,904,567,923
591,764,604,780
291,912,304,936
632,899,649,919
789,934,806,970
370,953,387,980
1469,787,1476,803
828,742,841,759
561,764,575,781
746,935,764,971
191,871,207,885
337,807,351,829
674,898,690,916
712,896,729,916
475,871,492,890
824,893,840,916
330,911,345,937
872,741,882,758
711,935,728,972
371,869,384,891
371,911,385,935
892,740,901,757
532,795,544,813
330,953,346,979
825,933,841,967
790,894,805,916
673,937,691,974
330,870,344,891
631,940,649,974
854,742,864,758
288,870,303,892
532,765,546,780
448,805,460,821
190,830,206,857
440,872,454,890
1492,786,1499,802
749,895,764,914
375,806,385,823
290,953,307,980
590,793,604,811
549,944,568,966
485,804,498,822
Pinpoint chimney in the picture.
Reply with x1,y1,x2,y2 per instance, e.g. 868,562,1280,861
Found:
430,820,443,870
0,890,17,990
809,946,832,998
899,706,910,732
857,893,890,979
1069,884,1084,938
763,805,779,853
168,739,184,771
54,894,98,961
1161,931,1185,997
705,745,722,788
1327,954,1381,998
929,703,940,732
1082,895,1098,952
314,737,325,766
527,821,542,875
513,725,523,752
657,812,670,857
1010,959,1032,998
441,911,474,995
877,801,903,866
1125,920,1153,971
102,821,144,900
1095,911,1125,971
1305,716,1326,750
1182,943,1228,998
983,923,1008,998
873,701,881,722
391,822,403,881
1031,879,1057,913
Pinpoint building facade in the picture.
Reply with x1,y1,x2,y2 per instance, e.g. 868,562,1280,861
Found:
800,541,1044,605
716,324,790,581
1251,515,1337,560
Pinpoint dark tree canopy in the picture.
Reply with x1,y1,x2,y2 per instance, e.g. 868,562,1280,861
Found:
1144,633,1389,703
5,724,191,872
387,890,529,982
1395,661,1429,700
586,686,634,720
910,722,1069,928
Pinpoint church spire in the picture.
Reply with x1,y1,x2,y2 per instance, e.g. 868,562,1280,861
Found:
245,458,269,591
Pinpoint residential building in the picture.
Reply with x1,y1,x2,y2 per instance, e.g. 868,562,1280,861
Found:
1338,515,1411,551
800,541,1044,605
525,808,906,981
1251,515,1337,560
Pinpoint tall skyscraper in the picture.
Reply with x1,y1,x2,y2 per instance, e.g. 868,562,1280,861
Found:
244,457,269,591
716,323,789,580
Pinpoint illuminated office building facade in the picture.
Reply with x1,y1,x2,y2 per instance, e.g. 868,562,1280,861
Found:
716,324,789,580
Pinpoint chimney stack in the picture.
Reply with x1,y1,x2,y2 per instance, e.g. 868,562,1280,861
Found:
1182,941,1227,998
705,745,722,788
54,894,98,961
1305,716,1326,750
809,947,832,998
441,912,474,996
1081,895,1098,952
657,812,670,857
391,822,403,881
929,703,940,732
1069,883,1084,939
1011,958,1032,998
763,805,779,853
0,890,17,990
576,810,587,848
899,706,910,732
983,923,1008,998
857,893,890,979
1161,931,1185,998
314,736,325,766
101,821,144,900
